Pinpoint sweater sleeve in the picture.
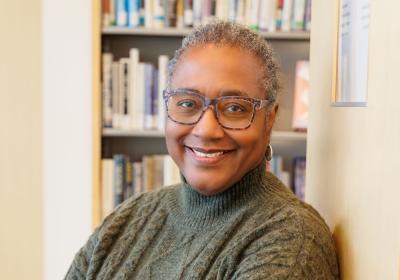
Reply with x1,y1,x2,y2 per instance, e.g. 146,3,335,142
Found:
230,206,340,280
231,235,339,280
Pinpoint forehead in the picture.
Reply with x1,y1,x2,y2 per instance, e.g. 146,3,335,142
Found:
171,44,265,99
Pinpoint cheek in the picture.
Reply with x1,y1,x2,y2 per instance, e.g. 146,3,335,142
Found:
165,120,189,165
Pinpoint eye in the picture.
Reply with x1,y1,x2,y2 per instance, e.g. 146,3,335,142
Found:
177,99,196,108
225,103,246,113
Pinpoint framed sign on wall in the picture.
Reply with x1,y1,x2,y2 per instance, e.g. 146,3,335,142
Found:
331,0,370,107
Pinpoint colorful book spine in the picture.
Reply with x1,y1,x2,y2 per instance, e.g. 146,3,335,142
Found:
119,58,131,129
127,0,141,27
143,63,155,129
259,0,277,32
291,0,306,30
293,156,306,200
281,0,293,31
113,154,126,207
153,0,166,28
116,0,128,26
292,60,309,131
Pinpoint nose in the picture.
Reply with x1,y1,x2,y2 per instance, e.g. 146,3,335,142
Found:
191,107,225,139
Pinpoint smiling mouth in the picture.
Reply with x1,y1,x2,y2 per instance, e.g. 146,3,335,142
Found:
185,146,234,158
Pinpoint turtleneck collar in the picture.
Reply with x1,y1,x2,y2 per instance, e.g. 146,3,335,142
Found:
168,159,268,231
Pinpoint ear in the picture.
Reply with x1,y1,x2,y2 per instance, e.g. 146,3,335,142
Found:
265,104,279,132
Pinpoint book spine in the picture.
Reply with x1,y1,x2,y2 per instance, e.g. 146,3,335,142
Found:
184,0,193,27
113,154,126,207
110,0,116,25
235,0,245,24
101,159,114,219
102,0,111,27
127,0,141,27
165,0,177,27
116,0,128,26
228,0,238,22
248,0,260,30
119,58,131,129
275,0,284,30
137,63,145,129
176,0,184,28
152,69,159,129
129,48,140,129
102,53,113,128
111,61,120,128
291,0,305,30
216,0,229,20
145,0,154,27
124,157,133,200
153,0,166,28
292,60,309,131
158,55,169,131
259,0,276,32
293,156,306,200
193,0,202,26
281,0,293,31
143,64,154,129
133,161,143,195
304,0,311,31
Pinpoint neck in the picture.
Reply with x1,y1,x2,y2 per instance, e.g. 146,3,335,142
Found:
168,159,267,231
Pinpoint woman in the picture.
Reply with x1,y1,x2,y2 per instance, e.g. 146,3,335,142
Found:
66,21,339,279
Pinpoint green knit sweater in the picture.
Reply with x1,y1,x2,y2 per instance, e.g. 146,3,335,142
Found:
65,162,339,279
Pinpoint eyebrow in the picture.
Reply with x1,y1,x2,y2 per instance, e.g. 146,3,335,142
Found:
175,87,249,97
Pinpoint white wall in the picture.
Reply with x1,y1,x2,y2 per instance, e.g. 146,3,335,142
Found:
0,1,43,279
307,0,400,279
42,0,93,279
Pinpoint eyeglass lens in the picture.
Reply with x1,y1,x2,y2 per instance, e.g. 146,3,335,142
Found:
167,93,254,129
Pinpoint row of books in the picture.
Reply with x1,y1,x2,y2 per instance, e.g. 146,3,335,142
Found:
102,49,168,130
101,153,306,218
292,60,309,131
101,154,181,218
266,155,306,200
102,0,311,32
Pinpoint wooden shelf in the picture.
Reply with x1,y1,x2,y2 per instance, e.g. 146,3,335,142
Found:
102,27,310,40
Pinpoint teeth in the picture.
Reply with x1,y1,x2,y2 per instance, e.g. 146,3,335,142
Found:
192,149,224,158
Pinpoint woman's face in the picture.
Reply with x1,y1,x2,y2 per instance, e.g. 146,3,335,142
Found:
166,44,277,195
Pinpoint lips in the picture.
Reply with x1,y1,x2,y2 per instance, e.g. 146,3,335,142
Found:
186,146,233,155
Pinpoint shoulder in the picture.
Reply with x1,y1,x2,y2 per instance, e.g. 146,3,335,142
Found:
232,173,339,279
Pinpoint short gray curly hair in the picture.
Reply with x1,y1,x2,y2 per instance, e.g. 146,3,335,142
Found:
167,20,281,102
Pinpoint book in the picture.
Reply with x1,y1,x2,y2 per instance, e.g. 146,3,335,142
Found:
129,48,140,129
119,58,131,129
183,0,193,27
111,61,121,128
281,0,293,31
259,0,277,32
292,60,309,131
291,0,306,30
113,154,126,207
101,0,311,31
102,53,114,128
116,0,128,26
293,156,306,200
158,55,169,131
154,0,166,28
127,0,141,27
101,159,114,219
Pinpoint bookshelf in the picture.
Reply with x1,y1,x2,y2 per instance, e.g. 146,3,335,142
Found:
95,3,310,226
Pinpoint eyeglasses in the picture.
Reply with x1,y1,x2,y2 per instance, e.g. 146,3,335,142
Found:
163,88,274,130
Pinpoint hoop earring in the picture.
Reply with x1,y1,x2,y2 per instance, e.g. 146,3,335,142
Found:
265,144,273,161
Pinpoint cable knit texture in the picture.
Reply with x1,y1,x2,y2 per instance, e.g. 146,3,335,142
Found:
65,162,339,279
